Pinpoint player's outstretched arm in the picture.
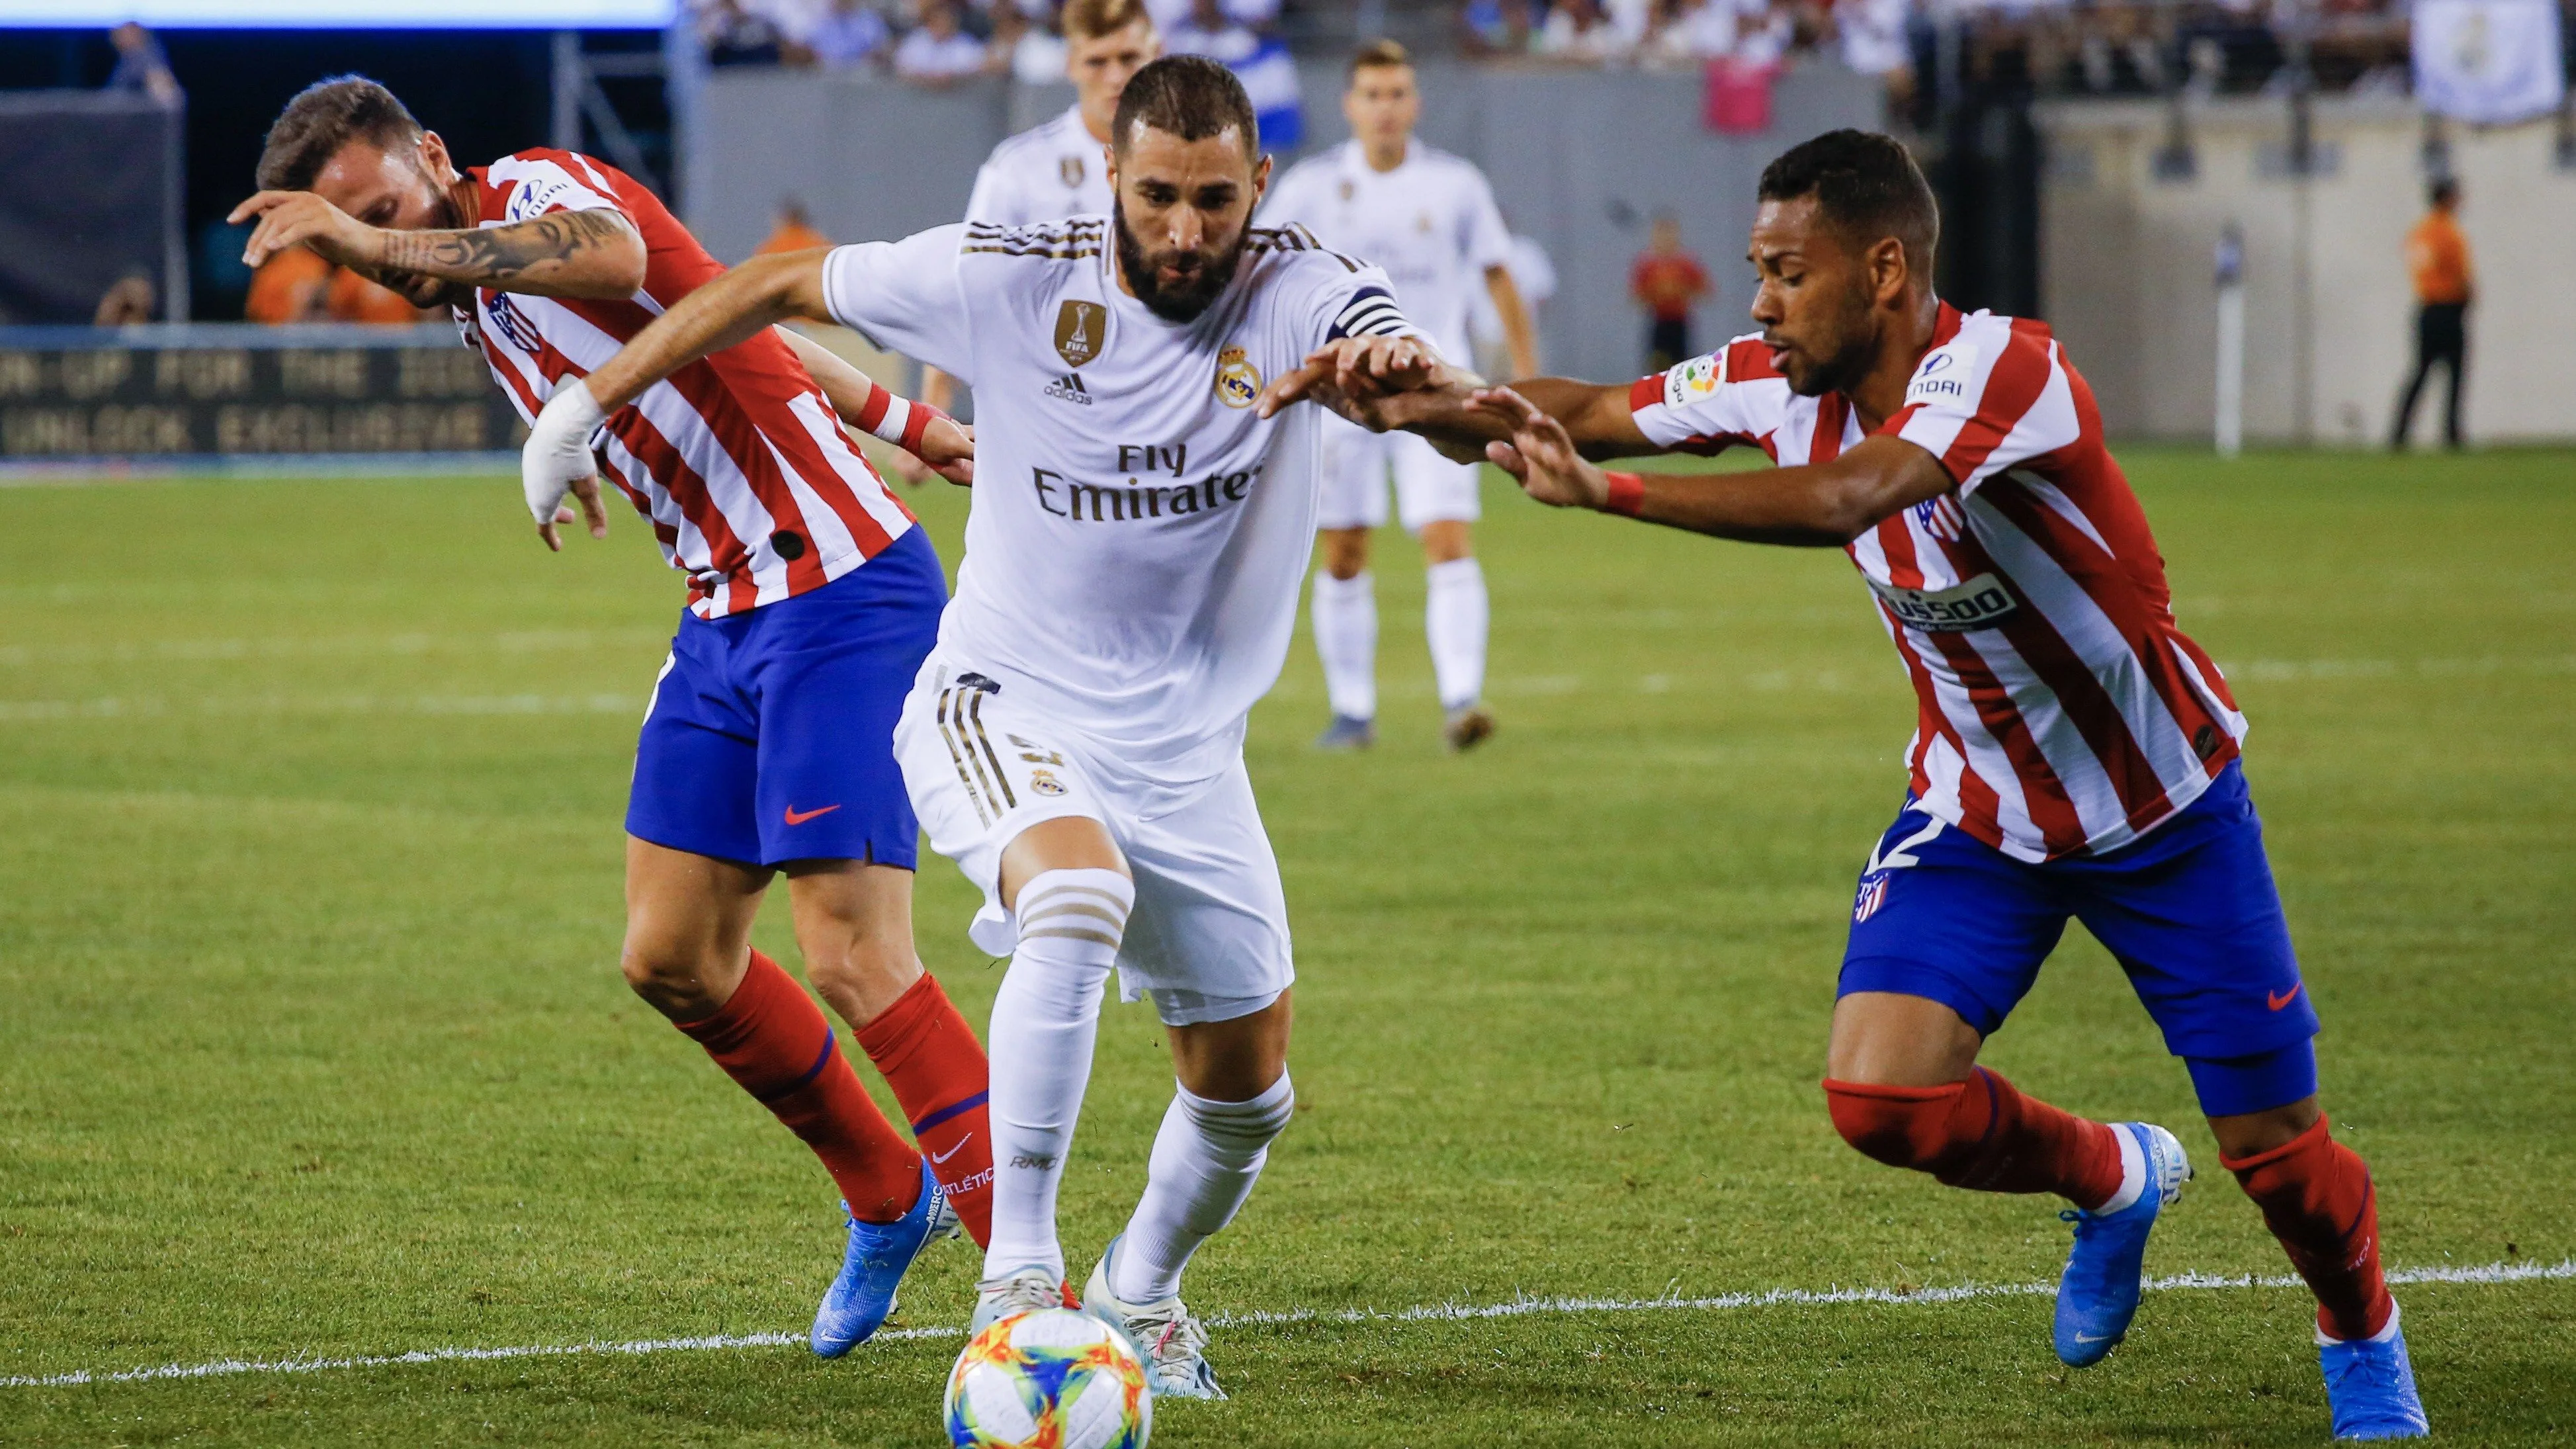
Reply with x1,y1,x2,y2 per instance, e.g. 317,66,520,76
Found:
777,328,974,487
229,191,647,305
1259,341,1659,464
519,249,837,549
1471,386,1952,548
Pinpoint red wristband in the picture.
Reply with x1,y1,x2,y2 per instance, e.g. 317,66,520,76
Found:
1601,470,1646,517
899,400,941,457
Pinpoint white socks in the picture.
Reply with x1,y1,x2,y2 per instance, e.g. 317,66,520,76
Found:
1111,1071,1296,1306
1315,558,1490,719
1310,571,1378,721
1424,557,1488,712
983,867,1133,1282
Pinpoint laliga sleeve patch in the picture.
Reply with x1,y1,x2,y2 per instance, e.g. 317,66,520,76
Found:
506,175,580,222
1905,339,1981,408
1662,350,1726,408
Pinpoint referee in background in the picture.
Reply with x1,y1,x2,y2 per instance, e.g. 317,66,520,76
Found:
2390,177,2471,451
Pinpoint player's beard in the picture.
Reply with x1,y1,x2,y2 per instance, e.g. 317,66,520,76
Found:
1773,281,1878,399
1113,198,1247,324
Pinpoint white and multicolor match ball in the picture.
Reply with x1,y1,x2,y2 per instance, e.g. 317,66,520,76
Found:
944,1307,1152,1449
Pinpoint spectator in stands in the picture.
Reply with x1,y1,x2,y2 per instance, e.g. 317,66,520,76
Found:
1459,0,1537,56
1835,0,1914,106
1646,0,1740,62
2391,175,2473,451
804,0,894,68
106,22,183,108
93,273,156,326
755,198,833,255
1537,0,1635,62
1161,0,1302,146
990,0,1072,82
701,0,790,66
894,0,990,81
1630,212,1709,369
1164,0,1256,60
243,244,331,324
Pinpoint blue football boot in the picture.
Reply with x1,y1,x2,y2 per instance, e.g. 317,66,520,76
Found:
810,1159,955,1358
2053,1121,2192,1367
1314,714,1376,752
2320,1303,2430,1440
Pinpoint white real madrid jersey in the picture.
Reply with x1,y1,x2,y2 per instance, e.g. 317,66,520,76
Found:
964,107,1115,226
1260,139,1514,363
821,218,1414,781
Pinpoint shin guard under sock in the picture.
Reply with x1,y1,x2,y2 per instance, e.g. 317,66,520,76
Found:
2222,1115,2393,1341
855,971,995,1249
677,949,920,1223
1824,1067,2124,1208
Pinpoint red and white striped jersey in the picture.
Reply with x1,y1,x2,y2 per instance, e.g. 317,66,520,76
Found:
1630,304,2249,861
455,149,915,618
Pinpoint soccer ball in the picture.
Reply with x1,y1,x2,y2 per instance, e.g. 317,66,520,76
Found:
945,1307,1152,1449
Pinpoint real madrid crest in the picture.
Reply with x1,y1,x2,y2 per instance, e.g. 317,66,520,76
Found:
1214,345,1262,408
1054,300,1107,369
1060,154,1086,190
1336,178,1354,202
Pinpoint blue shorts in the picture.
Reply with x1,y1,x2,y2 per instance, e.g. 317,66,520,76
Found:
626,527,945,870
1838,762,2321,1116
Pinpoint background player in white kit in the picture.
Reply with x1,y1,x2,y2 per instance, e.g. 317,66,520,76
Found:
1261,40,1537,752
526,57,1457,1402
904,0,1162,472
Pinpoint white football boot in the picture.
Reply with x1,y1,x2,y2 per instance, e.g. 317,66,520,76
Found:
1081,1235,1226,1400
967,1265,1070,1337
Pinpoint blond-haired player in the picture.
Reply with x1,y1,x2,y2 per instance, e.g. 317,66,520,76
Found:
904,0,1162,474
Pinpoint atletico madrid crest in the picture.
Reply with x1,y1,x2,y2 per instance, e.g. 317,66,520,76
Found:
1853,872,1891,923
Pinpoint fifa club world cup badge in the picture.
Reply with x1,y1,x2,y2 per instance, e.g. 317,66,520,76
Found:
1056,300,1107,369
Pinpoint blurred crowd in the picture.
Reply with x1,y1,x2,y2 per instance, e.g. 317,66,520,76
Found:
697,0,1290,81
688,0,2448,103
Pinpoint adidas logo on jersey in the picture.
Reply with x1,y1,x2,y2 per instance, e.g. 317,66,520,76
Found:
1043,371,1092,405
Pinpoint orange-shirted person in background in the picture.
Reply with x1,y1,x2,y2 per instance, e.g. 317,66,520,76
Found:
325,264,432,324
1629,213,1709,371
753,198,831,256
2391,176,2471,451
243,243,331,322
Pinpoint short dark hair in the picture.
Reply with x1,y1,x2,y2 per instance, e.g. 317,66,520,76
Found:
255,75,423,193
2429,176,2460,208
1758,129,1940,273
1349,38,1411,79
1112,55,1259,159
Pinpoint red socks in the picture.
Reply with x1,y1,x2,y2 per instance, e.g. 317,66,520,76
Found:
677,950,920,1225
855,972,995,1249
2223,1114,2393,1341
1824,1067,2124,1209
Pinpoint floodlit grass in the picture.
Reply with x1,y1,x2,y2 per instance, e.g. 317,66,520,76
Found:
2,447,2571,1444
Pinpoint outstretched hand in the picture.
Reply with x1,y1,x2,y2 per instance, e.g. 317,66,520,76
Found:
1255,334,1443,422
230,190,379,271
1465,387,1609,510
912,416,975,487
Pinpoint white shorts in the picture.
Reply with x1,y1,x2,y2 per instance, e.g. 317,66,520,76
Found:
1316,414,1481,532
893,658,1295,1027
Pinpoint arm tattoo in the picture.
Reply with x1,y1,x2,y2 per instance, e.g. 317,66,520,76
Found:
378,208,640,288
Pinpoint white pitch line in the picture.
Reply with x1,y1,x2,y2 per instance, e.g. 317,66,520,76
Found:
5,1258,2567,1392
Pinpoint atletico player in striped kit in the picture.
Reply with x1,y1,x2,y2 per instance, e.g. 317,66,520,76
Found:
1283,130,2428,1440
232,76,995,1357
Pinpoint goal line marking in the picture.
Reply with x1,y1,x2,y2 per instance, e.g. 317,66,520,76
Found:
7,1258,2566,1391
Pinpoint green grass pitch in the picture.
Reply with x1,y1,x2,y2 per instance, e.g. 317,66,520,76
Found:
2,447,2571,1445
